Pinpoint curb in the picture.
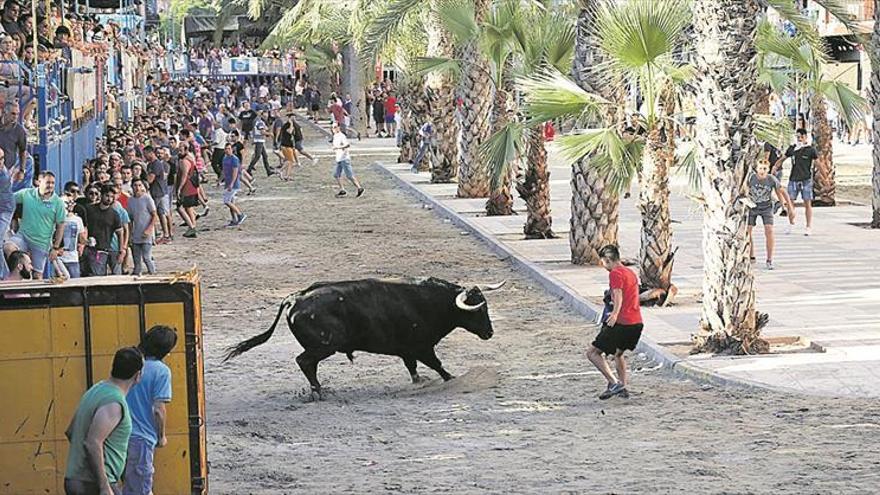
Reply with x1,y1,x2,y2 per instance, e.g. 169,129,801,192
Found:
374,162,789,396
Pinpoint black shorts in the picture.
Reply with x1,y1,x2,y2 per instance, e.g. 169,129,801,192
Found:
592,323,644,355
178,195,200,208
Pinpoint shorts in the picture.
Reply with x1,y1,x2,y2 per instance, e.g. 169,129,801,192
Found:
748,203,774,226
281,146,297,162
6,233,49,274
153,195,171,216
122,436,155,495
294,140,305,152
178,195,200,208
222,188,239,205
334,159,354,180
385,114,395,124
788,179,814,201
592,322,644,356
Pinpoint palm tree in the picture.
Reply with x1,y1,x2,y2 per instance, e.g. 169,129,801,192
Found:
483,4,575,237
519,0,689,297
690,0,766,354
756,24,867,207
872,0,880,228
569,2,619,265
456,0,495,198
425,4,460,183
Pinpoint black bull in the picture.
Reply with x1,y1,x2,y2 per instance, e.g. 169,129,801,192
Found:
223,277,504,397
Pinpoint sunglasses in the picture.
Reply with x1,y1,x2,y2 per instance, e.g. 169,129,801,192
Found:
69,189,80,194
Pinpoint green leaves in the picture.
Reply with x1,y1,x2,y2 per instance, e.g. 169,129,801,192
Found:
555,127,642,195
482,123,525,190
518,69,607,126
436,0,479,45
820,79,868,126
595,0,690,73
361,0,426,57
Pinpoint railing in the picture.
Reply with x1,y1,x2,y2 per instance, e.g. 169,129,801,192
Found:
187,56,297,77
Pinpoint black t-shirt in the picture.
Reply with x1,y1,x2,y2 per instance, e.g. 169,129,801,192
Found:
148,159,169,199
232,142,245,161
763,142,780,166
86,204,122,251
238,110,257,130
785,144,818,182
279,122,295,147
73,200,89,226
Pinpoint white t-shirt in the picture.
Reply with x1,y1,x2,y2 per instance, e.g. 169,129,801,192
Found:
213,128,228,149
333,133,351,162
259,85,270,99
60,215,84,263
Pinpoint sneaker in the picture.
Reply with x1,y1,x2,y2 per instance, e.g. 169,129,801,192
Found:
182,228,197,238
784,223,792,235
225,220,237,228
196,206,210,219
804,227,811,236
598,382,625,400
336,190,347,197
766,260,774,270
312,157,319,166
618,388,630,399
356,187,365,198
235,213,248,225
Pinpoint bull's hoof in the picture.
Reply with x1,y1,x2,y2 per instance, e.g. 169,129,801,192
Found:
441,374,455,382
411,374,427,384
305,388,324,402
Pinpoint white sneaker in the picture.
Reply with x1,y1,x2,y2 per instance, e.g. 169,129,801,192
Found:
784,223,792,234
313,157,319,166
766,261,774,270
804,227,811,236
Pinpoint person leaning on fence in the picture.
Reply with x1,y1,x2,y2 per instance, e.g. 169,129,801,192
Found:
3,170,65,279
123,326,178,495
64,347,144,495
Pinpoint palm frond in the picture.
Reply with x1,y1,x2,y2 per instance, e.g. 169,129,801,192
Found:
673,140,700,193
554,127,642,195
412,56,462,79
361,0,425,57
820,79,868,126
595,0,690,76
754,114,794,150
518,69,608,125
483,122,525,190
436,0,479,45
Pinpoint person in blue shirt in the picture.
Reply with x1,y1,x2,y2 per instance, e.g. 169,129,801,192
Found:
221,143,246,227
123,325,177,495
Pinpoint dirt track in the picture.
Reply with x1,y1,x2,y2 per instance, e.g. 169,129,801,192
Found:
158,123,880,494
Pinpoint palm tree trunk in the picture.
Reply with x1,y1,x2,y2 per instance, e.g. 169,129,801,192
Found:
569,4,619,265
638,127,674,291
811,95,836,206
486,84,515,216
398,84,418,164
871,0,880,228
456,0,493,198
691,0,768,355
516,125,555,238
426,6,458,184
341,44,366,137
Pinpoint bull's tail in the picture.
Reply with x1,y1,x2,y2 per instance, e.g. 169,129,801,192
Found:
223,294,297,362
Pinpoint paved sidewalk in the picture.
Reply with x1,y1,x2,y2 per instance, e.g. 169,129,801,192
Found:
375,152,880,399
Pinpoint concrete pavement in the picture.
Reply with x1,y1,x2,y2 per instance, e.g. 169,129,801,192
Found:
372,143,880,399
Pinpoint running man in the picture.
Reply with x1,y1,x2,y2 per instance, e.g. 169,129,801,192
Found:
331,123,364,198
775,128,817,235
749,157,795,270
586,245,643,400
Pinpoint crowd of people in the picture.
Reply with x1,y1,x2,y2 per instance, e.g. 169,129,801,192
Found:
0,73,346,282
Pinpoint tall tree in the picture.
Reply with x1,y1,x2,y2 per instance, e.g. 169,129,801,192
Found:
569,3,619,265
872,0,880,228
425,5,460,183
691,0,766,354
456,0,495,198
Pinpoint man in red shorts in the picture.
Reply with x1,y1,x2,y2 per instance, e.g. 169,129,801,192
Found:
586,244,643,400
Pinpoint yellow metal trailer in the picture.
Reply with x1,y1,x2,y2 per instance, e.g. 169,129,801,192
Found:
0,274,207,494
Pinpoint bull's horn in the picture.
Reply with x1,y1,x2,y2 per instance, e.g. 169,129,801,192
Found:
480,280,507,291
455,290,485,312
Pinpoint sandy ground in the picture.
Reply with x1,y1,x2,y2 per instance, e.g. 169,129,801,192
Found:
157,124,880,494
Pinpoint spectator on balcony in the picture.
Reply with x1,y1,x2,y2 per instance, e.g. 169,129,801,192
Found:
53,25,72,61
4,170,65,280
0,1,22,41
0,100,26,172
